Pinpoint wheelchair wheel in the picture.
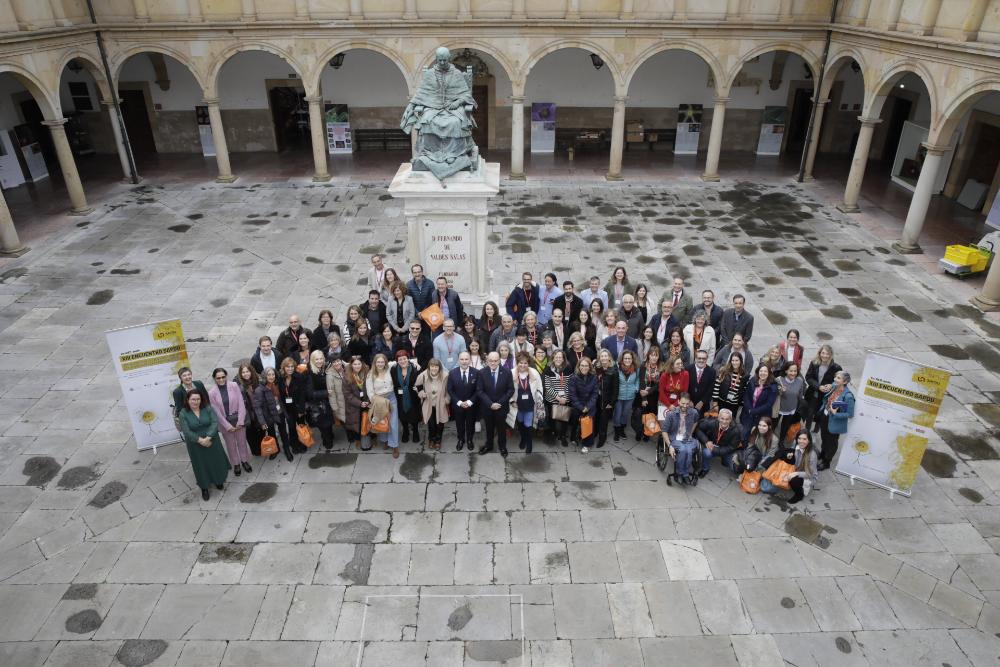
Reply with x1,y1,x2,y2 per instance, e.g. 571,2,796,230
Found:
655,438,668,471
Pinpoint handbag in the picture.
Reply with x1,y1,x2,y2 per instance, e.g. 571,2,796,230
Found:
420,303,445,331
551,404,571,422
579,415,593,439
360,410,371,436
260,435,278,457
763,460,796,490
739,471,762,494
296,422,315,448
784,421,802,445
642,413,661,437
371,416,390,433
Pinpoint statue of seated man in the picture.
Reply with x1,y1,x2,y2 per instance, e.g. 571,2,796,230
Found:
401,46,479,181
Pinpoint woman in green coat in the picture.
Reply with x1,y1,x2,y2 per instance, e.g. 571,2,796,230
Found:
172,367,206,427
178,388,230,501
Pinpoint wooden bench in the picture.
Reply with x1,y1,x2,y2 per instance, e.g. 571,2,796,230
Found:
354,128,411,151
625,128,677,150
555,128,611,153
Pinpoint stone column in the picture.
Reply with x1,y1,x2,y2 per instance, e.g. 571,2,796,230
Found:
894,143,948,254
306,96,330,182
10,0,40,29
205,99,236,183
294,0,309,19
702,97,729,182
619,0,633,19
566,0,580,19
971,256,1000,312
606,95,626,181
102,98,135,182
510,95,525,180
725,0,741,19
241,0,255,20
914,0,942,35
802,98,829,181
961,0,989,40
777,0,791,21
133,0,150,21
884,0,904,30
187,0,202,21
458,0,471,19
849,0,871,25
838,116,879,213
0,190,27,257
349,0,363,19
672,0,687,20
49,0,71,26
42,119,92,215
512,0,526,19
403,0,417,19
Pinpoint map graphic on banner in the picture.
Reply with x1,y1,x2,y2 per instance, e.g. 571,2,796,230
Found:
106,320,190,451
835,351,951,496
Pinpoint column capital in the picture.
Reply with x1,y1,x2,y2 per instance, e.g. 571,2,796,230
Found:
100,98,123,107
613,95,628,104
812,98,831,106
858,116,882,127
41,118,68,128
511,95,525,104
202,98,220,106
714,97,731,105
920,142,950,155
304,95,323,104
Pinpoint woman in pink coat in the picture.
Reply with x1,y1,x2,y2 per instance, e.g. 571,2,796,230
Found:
208,367,253,476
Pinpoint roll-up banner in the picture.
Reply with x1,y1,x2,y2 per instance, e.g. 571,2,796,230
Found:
105,320,190,451
835,351,951,496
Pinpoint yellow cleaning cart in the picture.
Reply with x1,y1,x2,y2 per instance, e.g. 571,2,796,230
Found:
940,239,994,278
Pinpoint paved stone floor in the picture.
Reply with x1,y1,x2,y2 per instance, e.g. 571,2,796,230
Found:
0,172,999,666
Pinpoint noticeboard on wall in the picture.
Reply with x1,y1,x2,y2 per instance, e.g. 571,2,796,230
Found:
325,103,353,154
675,104,703,155
530,102,556,153
756,106,787,156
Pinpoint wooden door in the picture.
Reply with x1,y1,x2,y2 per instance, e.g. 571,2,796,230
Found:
119,89,157,156
472,84,488,148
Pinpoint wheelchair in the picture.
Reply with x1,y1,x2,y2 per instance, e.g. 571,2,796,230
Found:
655,435,703,487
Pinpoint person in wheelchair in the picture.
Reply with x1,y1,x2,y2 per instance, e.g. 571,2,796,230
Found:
694,407,743,478
659,393,701,486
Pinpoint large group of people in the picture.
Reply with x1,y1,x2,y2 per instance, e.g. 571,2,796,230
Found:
173,255,855,504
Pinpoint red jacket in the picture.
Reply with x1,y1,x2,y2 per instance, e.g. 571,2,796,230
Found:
778,341,804,369
658,370,689,408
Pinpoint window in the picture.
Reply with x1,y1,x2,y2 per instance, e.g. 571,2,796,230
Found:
68,82,93,111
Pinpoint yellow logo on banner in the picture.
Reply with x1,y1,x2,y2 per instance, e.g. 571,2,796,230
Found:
152,319,190,373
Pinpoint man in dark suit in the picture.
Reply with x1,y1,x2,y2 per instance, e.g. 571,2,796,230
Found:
250,336,285,374
505,272,539,324
600,321,638,362
446,351,479,451
476,351,514,457
691,289,724,331
686,350,716,415
648,300,681,346
552,280,584,324
394,321,433,369
543,308,571,350
661,276,694,325
719,294,755,346
694,408,742,477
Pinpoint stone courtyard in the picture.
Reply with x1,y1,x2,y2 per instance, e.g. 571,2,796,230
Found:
0,172,999,666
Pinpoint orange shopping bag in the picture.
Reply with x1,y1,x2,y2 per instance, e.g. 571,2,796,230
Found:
642,413,661,437
739,471,762,494
420,304,445,331
360,410,371,437
763,460,796,490
260,435,278,457
296,423,315,448
579,415,593,440
371,417,390,434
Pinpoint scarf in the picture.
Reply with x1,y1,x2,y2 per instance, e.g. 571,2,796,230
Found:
394,365,413,413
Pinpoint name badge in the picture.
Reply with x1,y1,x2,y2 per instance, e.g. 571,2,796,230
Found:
359,392,364,397
675,433,684,442
521,393,529,400
284,397,293,404
670,393,677,400
397,389,403,395
448,357,455,363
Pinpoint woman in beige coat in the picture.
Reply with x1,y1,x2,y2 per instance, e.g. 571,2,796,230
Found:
415,357,450,450
326,357,348,439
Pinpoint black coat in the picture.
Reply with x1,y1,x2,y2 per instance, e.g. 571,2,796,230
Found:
310,324,342,352
447,367,479,406
275,326,312,358
553,294,584,324
253,382,287,426
391,364,422,423
694,417,742,449
686,364,716,412
597,368,619,410
394,335,433,370
476,366,514,417
250,349,285,375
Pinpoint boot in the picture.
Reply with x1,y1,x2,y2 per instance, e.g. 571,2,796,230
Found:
284,446,294,462
401,424,410,443
412,424,421,445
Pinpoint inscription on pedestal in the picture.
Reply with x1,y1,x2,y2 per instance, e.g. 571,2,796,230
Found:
424,221,471,293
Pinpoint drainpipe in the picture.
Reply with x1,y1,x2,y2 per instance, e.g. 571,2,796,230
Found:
85,0,140,184
796,0,840,183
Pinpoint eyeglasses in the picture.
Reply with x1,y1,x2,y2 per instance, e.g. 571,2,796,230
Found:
214,375,226,380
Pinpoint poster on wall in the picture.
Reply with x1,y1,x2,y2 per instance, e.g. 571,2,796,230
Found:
756,106,787,156
325,103,353,154
530,102,556,153
195,106,216,157
675,104,703,155
834,351,951,496
890,120,958,194
106,320,191,451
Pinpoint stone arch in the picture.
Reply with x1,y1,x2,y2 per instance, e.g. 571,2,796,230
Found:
111,44,207,94
623,43,725,98
818,49,868,101
934,78,1000,144
726,42,822,95
208,42,308,98
0,62,60,119
309,41,411,98
865,60,938,121
415,41,517,92
521,40,624,93
54,50,112,101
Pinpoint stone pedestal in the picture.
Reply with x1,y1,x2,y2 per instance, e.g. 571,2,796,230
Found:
389,160,500,304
